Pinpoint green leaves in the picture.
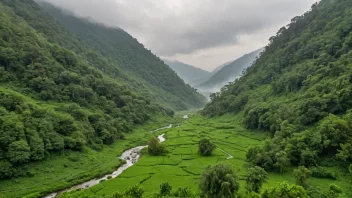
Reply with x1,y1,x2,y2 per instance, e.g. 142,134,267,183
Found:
199,163,239,198
7,140,30,164
198,138,216,156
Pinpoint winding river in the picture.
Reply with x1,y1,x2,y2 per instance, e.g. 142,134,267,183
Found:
44,125,170,198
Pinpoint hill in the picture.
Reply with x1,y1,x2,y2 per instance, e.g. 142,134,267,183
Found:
0,0,204,186
197,48,263,92
203,0,352,179
163,59,210,86
10,1,206,111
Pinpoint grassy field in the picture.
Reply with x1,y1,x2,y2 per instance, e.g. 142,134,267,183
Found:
59,114,352,197
1,113,351,197
0,116,176,198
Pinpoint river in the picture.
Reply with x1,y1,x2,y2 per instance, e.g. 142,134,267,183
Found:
44,126,169,198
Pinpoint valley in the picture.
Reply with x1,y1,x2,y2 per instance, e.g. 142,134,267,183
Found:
0,0,352,197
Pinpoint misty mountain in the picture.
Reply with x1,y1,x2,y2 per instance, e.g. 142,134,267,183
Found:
163,60,210,86
211,61,232,74
196,48,263,92
37,2,206,110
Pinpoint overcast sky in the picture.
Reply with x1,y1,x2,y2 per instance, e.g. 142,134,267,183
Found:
40,0,318,71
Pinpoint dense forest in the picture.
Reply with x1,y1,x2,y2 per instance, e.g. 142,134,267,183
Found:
37,2,206,110
203,0,352,177
0,0,203,180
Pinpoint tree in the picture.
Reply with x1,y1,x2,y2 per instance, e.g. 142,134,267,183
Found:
148,137,166,156
261,182,309,198
198,138,216,156
326,184,342,198
199,163,239,198
7,140,31,164
124,184,144,198
246,166,269,193
159,182,172,196
293,166,311,188
273,151,290,173
173,187,196,198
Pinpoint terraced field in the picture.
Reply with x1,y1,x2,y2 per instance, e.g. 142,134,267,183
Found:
60,114,267,197
59,114,352,197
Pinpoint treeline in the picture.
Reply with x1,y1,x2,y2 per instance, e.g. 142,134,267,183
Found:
0,1,171,179
202,0,352,171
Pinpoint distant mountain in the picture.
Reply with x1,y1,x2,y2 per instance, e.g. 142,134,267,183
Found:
163,60,210,86
211,61,232,74
196,48,263,92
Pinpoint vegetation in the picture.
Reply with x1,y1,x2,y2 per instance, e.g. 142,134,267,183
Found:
0,0,202,195
49,115,352,198
293,166,311,188
246,166,269,193
147,137,166,156
202,0,352,179
198,138,216,156
199,163,239,198
37,2,206,110
261,182,309,198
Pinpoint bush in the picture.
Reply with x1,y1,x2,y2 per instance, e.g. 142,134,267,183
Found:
148,137,166,156
310,167,337,180
198,138,216,156
199,163,239,197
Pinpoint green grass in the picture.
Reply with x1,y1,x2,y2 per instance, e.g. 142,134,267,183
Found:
0,117,175,198
2,113,352,197
59,114,352,198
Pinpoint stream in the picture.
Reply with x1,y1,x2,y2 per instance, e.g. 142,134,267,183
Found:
44,125,169,198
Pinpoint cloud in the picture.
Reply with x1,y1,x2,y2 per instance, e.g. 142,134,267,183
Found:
37,0,317,68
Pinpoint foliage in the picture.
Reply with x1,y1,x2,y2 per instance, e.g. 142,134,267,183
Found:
293,166,311,188
198,138,216,156
310,166,337,180
148,137,166,156
0,0,179,179
202,0,352,170
35,2,206,111
159,182,172,196
246,166,269,193
124,184,144,198
261,182,309,198
199,163,239,198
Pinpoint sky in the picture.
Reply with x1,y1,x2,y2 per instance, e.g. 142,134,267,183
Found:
39,0,318,71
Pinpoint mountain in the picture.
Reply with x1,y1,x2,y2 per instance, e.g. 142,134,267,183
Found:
163,59,210,86
211,60,232,74
0,0,205,181
197,48,263,92
11,1,206,111
203,0,352,174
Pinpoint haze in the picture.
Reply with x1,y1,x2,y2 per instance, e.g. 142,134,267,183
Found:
38,0,318,71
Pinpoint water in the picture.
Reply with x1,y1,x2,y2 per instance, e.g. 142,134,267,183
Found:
44,130,168,198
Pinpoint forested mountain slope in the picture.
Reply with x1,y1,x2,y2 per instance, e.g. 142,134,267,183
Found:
163,59,210,86
0,0,178,179
203,0,352,171
35,2,206,110
197,48,263,89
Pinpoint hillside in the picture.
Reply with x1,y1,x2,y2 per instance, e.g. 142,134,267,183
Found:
0,0,174,181
0,0,206,190
163,59,210,86
203,0,352,181
36,2,206,110
197,48,263,92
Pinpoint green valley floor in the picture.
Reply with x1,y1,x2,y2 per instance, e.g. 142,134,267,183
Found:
56,114,352,197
